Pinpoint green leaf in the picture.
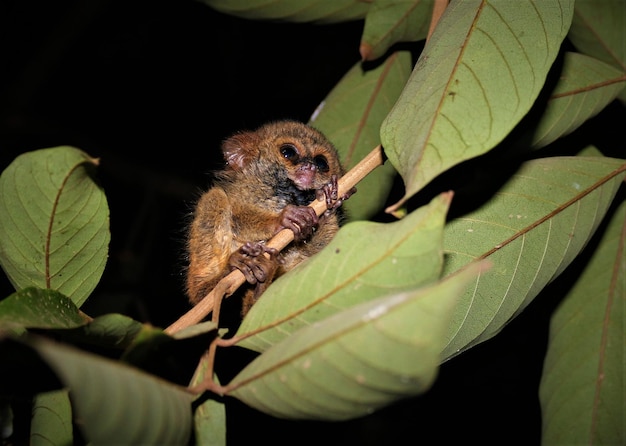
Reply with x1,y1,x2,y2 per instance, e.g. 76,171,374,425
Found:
31,389,73,446
0,146,110,307
440,156,626,360
309,51,412,220
380,0,574,211
28,335,194,445
360,0,433,61
225,261,486,421
190,357,226,446
568,0,626,103
527,52,626,149
540,195,625,445
62,313,144,349
235,192,451,352
0,288,90,333
197,0,370,23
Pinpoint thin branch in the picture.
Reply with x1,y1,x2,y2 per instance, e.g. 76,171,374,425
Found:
165,144,386,335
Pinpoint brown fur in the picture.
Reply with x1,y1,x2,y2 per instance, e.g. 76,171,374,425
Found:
186,120,347,316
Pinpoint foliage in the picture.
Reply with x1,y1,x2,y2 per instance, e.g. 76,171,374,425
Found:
1,0,624,444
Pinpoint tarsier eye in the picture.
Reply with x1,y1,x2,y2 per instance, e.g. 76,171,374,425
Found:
280,144,298,161
314,155,329,172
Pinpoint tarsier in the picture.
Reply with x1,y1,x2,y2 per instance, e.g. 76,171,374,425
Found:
185,120,353,317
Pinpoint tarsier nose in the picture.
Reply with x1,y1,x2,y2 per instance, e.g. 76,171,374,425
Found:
298,160,317,171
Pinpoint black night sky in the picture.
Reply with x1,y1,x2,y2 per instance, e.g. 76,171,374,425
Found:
1,1,596,444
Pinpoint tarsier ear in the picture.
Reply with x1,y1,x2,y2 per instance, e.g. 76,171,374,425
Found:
221,132,258,171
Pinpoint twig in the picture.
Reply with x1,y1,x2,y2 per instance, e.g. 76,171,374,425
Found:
165,144,386,335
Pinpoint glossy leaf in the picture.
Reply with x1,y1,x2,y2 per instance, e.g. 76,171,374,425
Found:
0,287,90,333
197,0,369,24
568,0,626,102
360,0,433,61
540,196,625,445
29,335,194,445
31,389,73,446
226,261,485,421
309,51,412,220
440,156,626,360
527,52,626,149
0,146,110,307
235,192,451,352
380,0,574,211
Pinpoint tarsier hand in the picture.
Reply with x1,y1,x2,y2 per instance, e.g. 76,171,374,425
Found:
317,174,356,217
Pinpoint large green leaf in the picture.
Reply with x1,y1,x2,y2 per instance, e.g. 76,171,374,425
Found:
440,155,626,360
360,0,433,61
225,262,485,421
380,0,574,211
0,146,110,307
527,52,626,149
309,51,412,220
568,0,626,103
540,195,625,445
197,0,369,24
235,192,450,352
27,335,194,445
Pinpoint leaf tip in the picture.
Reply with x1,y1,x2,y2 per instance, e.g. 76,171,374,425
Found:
359,42,372,61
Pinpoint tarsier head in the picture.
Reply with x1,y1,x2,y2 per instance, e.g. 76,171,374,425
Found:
221,120,344,192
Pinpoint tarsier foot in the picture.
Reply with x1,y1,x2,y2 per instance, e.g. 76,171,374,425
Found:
280,204,319,241
228,241,281,284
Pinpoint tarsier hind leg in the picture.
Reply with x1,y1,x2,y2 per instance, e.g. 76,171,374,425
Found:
228,241,282,315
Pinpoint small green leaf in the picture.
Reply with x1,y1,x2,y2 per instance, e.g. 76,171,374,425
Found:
226,261,486,421
568,0,626,73
0,288,90,332
360,0,433,61
441,156,626,360
526,52,626,149
236,192,451,352
197,0,369,23
568,0,626,103
540,196,625,445
0,146,110,307
28,335,194,445
309,51,412,220
191,357,226,446
381,0,574,210
31,389,73,446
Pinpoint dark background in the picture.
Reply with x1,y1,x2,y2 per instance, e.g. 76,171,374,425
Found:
2,1,620,444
